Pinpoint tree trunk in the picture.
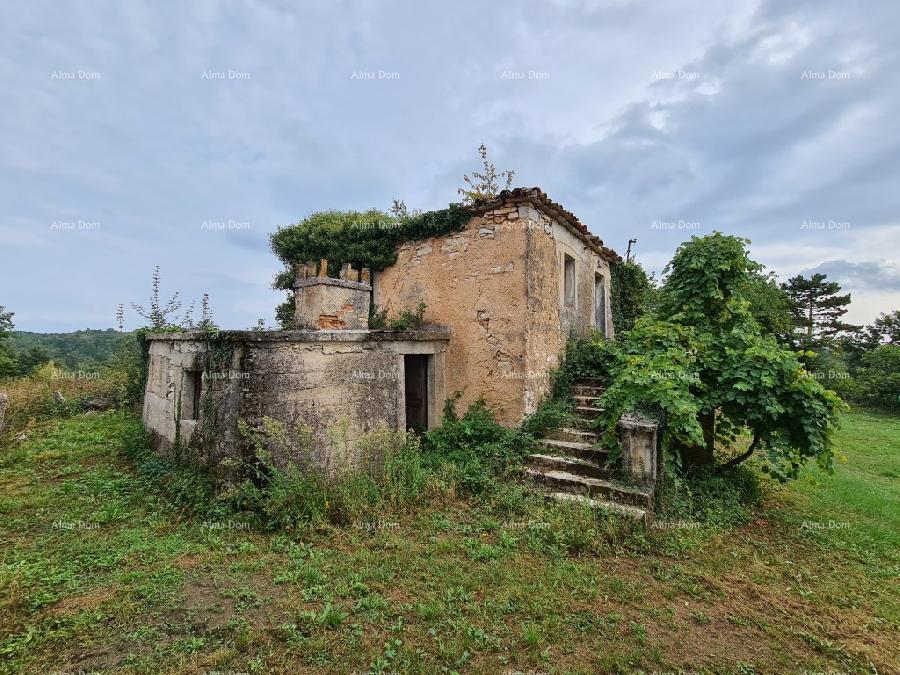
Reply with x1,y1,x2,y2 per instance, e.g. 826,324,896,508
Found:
682,411,716,466
718,433,761,471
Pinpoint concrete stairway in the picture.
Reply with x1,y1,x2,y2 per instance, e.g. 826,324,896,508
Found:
525,378,653,523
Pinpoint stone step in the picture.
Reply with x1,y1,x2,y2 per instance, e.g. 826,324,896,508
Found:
546,491,649,524
569,416,599,431
575,405,605,419
524,468,653,509
538,437,609,462
526,453,612,480
574,377,606,387
572,385,605,397
544,427,599,444
574,395,603,406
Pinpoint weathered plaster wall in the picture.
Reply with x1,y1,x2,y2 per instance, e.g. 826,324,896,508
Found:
142,330,449,480
520,203,613,414
376,202,613,423
374,208,529,425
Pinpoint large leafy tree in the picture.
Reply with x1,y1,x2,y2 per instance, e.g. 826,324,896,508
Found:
852,344,900,410
609,259,656,333
741,269,794,343
782,273,857,350
596,233,843,480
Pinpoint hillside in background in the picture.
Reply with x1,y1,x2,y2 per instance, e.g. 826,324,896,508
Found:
7,329,126,370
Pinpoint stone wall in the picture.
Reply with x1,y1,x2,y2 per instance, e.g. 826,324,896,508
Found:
375,200,613,423
142,329,449,480
294,262,372,330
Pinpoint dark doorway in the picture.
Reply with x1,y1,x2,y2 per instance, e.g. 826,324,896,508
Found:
404,355,429,433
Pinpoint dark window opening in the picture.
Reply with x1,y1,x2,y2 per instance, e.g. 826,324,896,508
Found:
595,275,607,335
564,254,576,307
404,355,429,433
183,370,202,421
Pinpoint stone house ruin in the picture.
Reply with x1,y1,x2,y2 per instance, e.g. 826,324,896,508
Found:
376,188,618,425
142,188,660,517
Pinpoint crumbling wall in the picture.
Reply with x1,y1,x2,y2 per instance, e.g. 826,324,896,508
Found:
374,209,529,425
519,203,613,413
142,330,449,481
142,338,215,454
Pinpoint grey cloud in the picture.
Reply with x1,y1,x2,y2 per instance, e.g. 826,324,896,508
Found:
804,260,900,292
1,0,898,330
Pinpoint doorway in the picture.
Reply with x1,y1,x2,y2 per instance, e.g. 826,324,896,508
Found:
404,354,429,433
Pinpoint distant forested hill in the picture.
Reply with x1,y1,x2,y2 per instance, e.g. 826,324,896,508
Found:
8,329,128,370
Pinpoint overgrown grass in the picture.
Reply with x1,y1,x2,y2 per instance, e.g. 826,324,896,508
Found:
0,408,896,673
0,362,127,436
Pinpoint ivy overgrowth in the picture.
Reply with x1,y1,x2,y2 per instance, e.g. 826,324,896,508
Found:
192,331,238,472
269,204,473,326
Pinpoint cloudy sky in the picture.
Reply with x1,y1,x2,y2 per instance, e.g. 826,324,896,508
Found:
2,0,898,332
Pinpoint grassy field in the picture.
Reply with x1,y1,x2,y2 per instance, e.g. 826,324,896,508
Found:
0,409,897,674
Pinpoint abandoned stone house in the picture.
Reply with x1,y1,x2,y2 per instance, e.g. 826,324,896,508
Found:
143,188,659,518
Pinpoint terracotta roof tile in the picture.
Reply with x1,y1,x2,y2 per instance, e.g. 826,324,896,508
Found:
471,187,620,261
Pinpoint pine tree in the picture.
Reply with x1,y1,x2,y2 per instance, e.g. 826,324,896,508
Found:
781,273,857,349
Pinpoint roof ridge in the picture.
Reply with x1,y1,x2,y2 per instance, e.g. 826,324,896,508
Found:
472,187,620,261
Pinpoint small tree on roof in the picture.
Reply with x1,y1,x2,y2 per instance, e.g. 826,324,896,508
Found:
457,144,515,205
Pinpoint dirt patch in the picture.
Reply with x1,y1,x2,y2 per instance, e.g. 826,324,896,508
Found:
46,584,117,617
172,553,202,570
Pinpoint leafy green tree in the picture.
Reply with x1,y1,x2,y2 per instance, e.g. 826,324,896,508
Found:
13,346,51,376
852,344,900,410
847,309,900,356
609,259,655,333
871,310,900,343
782,273,857,350
6,328,128,371
596,233,843,480
0,305,18,377
741,269,794,342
